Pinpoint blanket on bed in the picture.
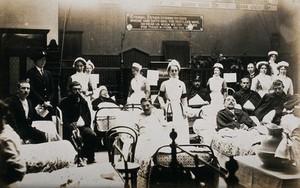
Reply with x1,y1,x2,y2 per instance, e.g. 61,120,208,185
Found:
20,140,77,174
210,128,266,156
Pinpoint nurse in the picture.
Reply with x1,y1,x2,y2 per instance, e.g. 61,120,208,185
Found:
127,62,150,104
157,59,189,144
207,63,227,107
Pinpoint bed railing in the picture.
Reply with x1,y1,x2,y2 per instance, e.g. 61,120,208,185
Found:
150,128,239,188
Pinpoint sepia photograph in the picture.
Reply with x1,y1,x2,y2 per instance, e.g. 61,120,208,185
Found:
0,0,299,187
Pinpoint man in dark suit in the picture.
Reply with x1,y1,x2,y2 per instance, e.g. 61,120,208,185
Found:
244,62,258,80
60,81,97,164
27,50,55,120
5,80,47,143
233,77,261,115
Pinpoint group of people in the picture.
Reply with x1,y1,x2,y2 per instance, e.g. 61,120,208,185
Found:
1,48,300,186
248,51,294,96
217,78,299,131
195,50,299,132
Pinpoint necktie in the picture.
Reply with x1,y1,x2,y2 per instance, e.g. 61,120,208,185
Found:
41,69,44,76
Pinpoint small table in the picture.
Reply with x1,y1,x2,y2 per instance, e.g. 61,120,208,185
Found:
235,155,300,188
17,163,124,188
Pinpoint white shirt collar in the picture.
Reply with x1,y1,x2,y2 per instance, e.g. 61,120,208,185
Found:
36,66,43,74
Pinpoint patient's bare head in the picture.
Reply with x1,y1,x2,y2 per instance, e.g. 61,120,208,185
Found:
17,80,30,100
224,95,236,110
272,80,284,96
240,77,251,90
140,98,153,116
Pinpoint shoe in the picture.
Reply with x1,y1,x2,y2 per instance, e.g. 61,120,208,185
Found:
87,159,97,165
74,155,86,167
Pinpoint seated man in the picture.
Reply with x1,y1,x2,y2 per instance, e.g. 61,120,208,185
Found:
5,80,47,144
216,95,257,131
233,77,261,115
60,81,98,164
188,75,211,106
91,85,118,111
254,79,300,125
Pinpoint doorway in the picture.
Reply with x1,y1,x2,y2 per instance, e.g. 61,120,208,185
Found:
0,28,49,98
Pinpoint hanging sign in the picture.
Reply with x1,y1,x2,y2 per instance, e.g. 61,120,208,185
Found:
126,13,203,31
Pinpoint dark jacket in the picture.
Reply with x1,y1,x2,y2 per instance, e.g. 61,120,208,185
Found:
188,86,211,103
5,95,34,138
216,108,257,131
60,95,91,139
91,97,117,111
27,67,55,107
233,89,261,114
254,92,300,124
5,95,46,142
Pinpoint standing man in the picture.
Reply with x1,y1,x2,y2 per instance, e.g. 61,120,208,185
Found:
60,81,97,164
233,77,261,115
188,75,211,105
27,50,55,120
245,62,257,80
5,80,47,143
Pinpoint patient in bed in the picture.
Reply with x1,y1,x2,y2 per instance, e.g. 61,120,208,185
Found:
193,95,262,145
134,98,169,162
92,85,118,111
216,95,257,131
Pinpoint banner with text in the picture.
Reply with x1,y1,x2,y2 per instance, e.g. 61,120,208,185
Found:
126,14,203,31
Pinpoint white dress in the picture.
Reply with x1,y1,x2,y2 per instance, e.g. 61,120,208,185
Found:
269,61,278,77
127,74,148,104
251,73,272,97
207,75,225,106
70,72,91,94
160,78,189,144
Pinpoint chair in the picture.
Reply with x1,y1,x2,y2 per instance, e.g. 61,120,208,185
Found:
105,126,140,188
93,105,121,132
227,87,235,95
93,105,122,150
